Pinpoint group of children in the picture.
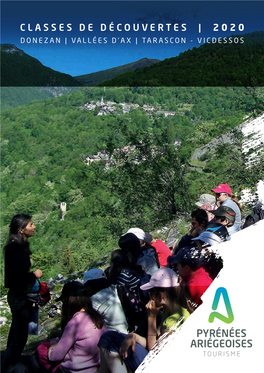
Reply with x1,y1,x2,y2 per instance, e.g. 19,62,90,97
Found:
5,183,246,373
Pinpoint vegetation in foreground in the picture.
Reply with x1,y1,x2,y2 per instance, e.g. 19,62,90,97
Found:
1,86,264,297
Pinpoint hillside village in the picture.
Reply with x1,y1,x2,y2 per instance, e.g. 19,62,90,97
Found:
81,100,264,170
84,141,182,167
80,96,185,166
79,96,181,118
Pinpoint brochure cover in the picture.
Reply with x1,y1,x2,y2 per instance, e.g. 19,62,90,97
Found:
1,1,264,372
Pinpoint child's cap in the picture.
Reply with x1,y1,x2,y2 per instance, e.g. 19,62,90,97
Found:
140,268,179,291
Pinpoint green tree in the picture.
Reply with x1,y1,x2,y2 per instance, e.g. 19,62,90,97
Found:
166,122,176,145
106,124,192,228
62,246,75,275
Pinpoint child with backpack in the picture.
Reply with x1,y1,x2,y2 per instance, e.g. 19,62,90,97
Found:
107,249,150,332
98,268,189,373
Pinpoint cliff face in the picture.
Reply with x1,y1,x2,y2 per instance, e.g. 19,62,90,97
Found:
191,131,237,161
191,113,264,163
191,112,264,204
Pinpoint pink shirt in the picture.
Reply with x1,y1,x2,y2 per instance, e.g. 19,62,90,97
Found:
50,311,107,373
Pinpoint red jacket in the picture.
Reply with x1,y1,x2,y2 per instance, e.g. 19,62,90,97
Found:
186,267,212,305
151,239,172,267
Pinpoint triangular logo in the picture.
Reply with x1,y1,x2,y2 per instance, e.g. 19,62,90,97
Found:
208,287,234,324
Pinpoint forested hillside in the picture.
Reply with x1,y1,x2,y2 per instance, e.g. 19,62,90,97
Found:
1,44,81,87
1,87,80,111
1,87,53,110
98,31,264,86
1,86,263,295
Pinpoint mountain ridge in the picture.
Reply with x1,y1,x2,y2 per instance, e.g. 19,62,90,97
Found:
2,31,264,87
74,58,160,86
97,31,264,86
1,44,81,87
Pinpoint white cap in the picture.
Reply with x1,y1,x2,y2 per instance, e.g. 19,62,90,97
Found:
126,228,146,241
192,231,222,246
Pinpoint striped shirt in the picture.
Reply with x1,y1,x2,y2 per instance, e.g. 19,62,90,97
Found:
116,269,141,289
